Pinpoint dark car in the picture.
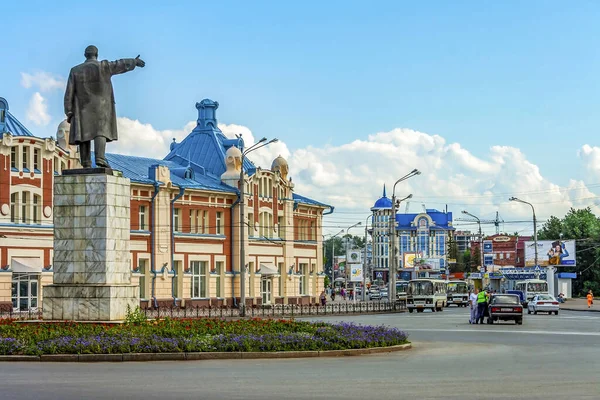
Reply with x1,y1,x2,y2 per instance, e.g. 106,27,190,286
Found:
487,294,523,325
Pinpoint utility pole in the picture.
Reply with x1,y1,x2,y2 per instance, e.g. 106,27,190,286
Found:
509,197,538,278
363,214,373,301
462,210,482,274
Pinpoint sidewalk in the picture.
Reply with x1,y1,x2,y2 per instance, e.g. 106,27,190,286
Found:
560,297,599,312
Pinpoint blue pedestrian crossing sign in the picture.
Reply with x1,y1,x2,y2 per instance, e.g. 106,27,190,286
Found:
534,266,541,272
376,272,383,278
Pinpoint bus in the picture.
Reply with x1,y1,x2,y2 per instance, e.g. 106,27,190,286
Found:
512,279,549,306
396,281,409,302
407,279,447,313
446,280,469,307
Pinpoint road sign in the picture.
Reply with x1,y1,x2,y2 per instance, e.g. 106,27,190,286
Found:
483,241,493,253
376,272,383,278
534,265,541,272
484,254,494,266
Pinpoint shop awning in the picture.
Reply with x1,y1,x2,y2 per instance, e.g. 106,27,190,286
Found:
11,257,43,273
258,263,278,275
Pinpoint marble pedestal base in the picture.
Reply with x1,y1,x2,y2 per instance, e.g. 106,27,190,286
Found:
43,284,138,321
43,170,139,321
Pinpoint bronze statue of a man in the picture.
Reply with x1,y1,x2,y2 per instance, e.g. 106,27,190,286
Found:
64,45,145,168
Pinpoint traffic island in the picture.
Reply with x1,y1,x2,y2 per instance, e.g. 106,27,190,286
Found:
0,317,410,361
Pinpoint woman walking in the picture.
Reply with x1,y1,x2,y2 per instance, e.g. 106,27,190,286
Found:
587,290,594,309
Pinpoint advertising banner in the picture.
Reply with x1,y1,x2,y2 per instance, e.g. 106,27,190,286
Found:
350,265,363,282
524,240,576,266
403,252,419,268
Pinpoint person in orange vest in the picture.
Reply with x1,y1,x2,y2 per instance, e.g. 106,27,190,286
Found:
587,290,594,309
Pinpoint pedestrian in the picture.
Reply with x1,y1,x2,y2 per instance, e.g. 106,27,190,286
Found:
587,290,594,308
476,288,489,324
341,287,346,300
469,288,479,324
331,288,336,301
320,290,327,306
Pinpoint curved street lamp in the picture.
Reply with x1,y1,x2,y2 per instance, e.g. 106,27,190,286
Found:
390,169,421,301
238,136,278,317
509,197,539,278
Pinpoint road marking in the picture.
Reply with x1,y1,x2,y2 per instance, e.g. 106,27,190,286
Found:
407,328,600,336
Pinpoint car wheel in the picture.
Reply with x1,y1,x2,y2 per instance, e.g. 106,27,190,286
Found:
516,319,523,325
527,308,531,314
487,318,493,324
408,308,414,313
555,311,559,315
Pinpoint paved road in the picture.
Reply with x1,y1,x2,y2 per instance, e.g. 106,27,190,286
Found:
1,308,599,400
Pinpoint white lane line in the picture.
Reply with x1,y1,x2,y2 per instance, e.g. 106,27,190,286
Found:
406,328,600,336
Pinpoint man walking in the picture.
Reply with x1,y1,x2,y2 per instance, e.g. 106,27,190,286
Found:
469,288,479,324
476,288,489,325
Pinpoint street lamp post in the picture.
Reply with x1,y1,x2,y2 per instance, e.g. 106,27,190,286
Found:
238,136,278,317
509,197,539,278
363,214,373,302
390,169,421,302
345,222,362,301
462,210,482,275
329,229,344,295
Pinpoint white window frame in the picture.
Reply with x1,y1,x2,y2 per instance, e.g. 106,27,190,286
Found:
191,260,207,298
216,211,223,235
139,205,147,231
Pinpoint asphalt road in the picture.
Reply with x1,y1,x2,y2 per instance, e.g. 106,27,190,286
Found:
1,308,599,400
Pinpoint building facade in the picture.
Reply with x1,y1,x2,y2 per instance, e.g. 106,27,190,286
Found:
0,97,332,311
370,186,454,283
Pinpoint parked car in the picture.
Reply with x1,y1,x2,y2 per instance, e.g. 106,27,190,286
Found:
369,287,381,300
527,294,560,315
487,294,523,325
380,289,389,300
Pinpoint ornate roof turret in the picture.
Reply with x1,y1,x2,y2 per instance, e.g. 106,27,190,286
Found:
372,184,392,210
271,154,289,180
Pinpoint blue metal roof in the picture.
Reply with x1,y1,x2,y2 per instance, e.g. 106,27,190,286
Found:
396,210,454,230
293,193,331,208
3,111,34,137
163,99,256,178
102,153,237,193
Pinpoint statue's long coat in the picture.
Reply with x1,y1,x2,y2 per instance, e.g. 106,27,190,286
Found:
64,58,136,145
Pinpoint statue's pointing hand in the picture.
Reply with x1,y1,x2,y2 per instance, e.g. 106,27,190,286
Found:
135,55,145,68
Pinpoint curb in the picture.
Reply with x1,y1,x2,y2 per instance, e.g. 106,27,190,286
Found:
561,307,600,313
0,343,411,362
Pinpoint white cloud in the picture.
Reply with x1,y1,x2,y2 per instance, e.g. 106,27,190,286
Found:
112,118,196,159
26,92,51,126
106,117,598,236
20,71,66,92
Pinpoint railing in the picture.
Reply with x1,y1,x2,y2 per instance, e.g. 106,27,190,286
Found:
0,300,406,321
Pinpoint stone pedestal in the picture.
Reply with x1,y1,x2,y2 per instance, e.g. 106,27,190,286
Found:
43,170,139,321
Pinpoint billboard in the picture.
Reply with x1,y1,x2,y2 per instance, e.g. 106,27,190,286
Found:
350,265,363,282
524,240,576,266
403,252,421,268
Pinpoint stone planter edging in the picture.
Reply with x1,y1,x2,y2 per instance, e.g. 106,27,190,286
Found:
0,343,411,362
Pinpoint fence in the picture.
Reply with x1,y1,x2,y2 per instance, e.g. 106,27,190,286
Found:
0,300,406,321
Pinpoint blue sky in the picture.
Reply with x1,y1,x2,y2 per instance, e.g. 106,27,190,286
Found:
2,1,600,234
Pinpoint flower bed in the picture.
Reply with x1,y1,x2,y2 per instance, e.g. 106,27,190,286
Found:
0,318,408,356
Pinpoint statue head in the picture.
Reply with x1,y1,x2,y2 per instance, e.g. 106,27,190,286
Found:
56,119,70,149
221,146,242,182
84,45,98,60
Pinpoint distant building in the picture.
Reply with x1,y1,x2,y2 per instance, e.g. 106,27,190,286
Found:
370,186,455,282
454,230,477,252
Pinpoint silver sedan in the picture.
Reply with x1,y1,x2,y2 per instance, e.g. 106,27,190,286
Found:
527,294,560,315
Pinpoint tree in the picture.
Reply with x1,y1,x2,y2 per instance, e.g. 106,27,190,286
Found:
463,250,472,273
